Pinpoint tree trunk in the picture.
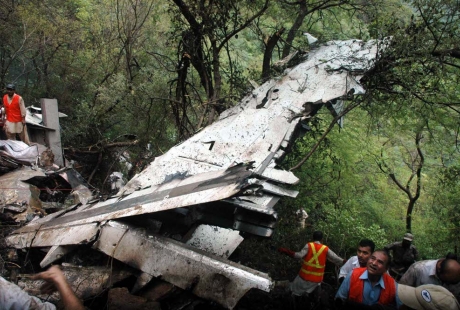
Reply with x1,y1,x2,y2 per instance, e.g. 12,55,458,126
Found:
282,0,307,58
262,28,285,81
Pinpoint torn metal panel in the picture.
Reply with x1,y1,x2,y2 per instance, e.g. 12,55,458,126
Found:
40,245,77,268
185,224,244,258
94,221,272,309
274,149,285,160
121,40,380,196
259,181,298,197
7,164,253,236
132,272,154,293
224,195,280,215
6,222,100,249
25,105,67,130
281,121,299,146
233,221,273,237
257,167,299,185
234,208,277,229
246,179,298,198
0,167,46,211
5,39,385,308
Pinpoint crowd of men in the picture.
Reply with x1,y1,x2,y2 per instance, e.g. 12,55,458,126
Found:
278,231,460,310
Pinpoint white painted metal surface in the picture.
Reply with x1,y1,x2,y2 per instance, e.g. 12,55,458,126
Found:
94,221,272,309
185,224,244,258
5,39,384,308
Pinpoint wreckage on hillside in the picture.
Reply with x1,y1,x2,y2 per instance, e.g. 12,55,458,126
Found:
4,39,385,309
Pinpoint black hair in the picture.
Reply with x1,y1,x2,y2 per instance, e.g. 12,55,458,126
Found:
359,239,376,253
446,253,458,260
312,231,323,241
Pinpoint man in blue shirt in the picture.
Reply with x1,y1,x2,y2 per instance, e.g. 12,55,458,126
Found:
336,250,403,309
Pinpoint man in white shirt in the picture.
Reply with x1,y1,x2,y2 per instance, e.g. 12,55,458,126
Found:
339,239,375,283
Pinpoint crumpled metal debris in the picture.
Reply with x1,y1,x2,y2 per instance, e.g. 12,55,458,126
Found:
5,39,385,309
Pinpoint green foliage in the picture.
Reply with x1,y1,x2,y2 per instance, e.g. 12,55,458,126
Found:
318,207,390,252
1,0,460,260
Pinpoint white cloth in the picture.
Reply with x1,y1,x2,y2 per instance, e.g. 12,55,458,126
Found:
339,255,360,279
4,120,24,134
0,140,39,162
290,275,319,295
0,276,56,310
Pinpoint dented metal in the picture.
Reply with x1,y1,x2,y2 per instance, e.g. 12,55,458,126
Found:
94,221,272,309
185,224,244,258
4,39,384,308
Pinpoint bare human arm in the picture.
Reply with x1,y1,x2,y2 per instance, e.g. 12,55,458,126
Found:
32,265,84,310
18,96,26,124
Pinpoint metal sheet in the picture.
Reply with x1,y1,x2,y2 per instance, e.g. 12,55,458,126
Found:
94,221,272,309
185,224,244,258
232,221,274,237
11,164,253,234
121,40,380,197
40,245,77,267
5,38,384,308
260,181,298,198
6,222,100,248
224,195,280,215
258,168,299,185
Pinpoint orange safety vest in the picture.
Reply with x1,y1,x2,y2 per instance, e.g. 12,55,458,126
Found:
3,94,22,122
348,267,396,305
298,242,329,282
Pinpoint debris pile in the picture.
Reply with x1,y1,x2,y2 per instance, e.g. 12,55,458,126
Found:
1,39,384,309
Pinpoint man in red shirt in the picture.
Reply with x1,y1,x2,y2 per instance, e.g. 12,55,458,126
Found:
2,83,29,144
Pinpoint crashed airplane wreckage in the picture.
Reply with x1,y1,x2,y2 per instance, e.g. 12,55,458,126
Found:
6,39,384,309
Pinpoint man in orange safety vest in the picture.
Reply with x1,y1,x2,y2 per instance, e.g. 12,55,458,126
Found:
2,83,29,144
335,250,401,309
278,230,345,296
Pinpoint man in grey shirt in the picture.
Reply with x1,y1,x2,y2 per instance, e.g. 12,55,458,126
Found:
400,257,460,303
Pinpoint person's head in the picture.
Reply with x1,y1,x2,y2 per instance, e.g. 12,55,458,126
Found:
312,231,323,242
402,233,414,247
367,250,390,277
436,258,460,285
357,239,375,267
398,284,460,310
5,83,15,97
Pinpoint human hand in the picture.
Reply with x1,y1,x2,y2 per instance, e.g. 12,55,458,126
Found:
32,265,67,294
278,247,295,257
